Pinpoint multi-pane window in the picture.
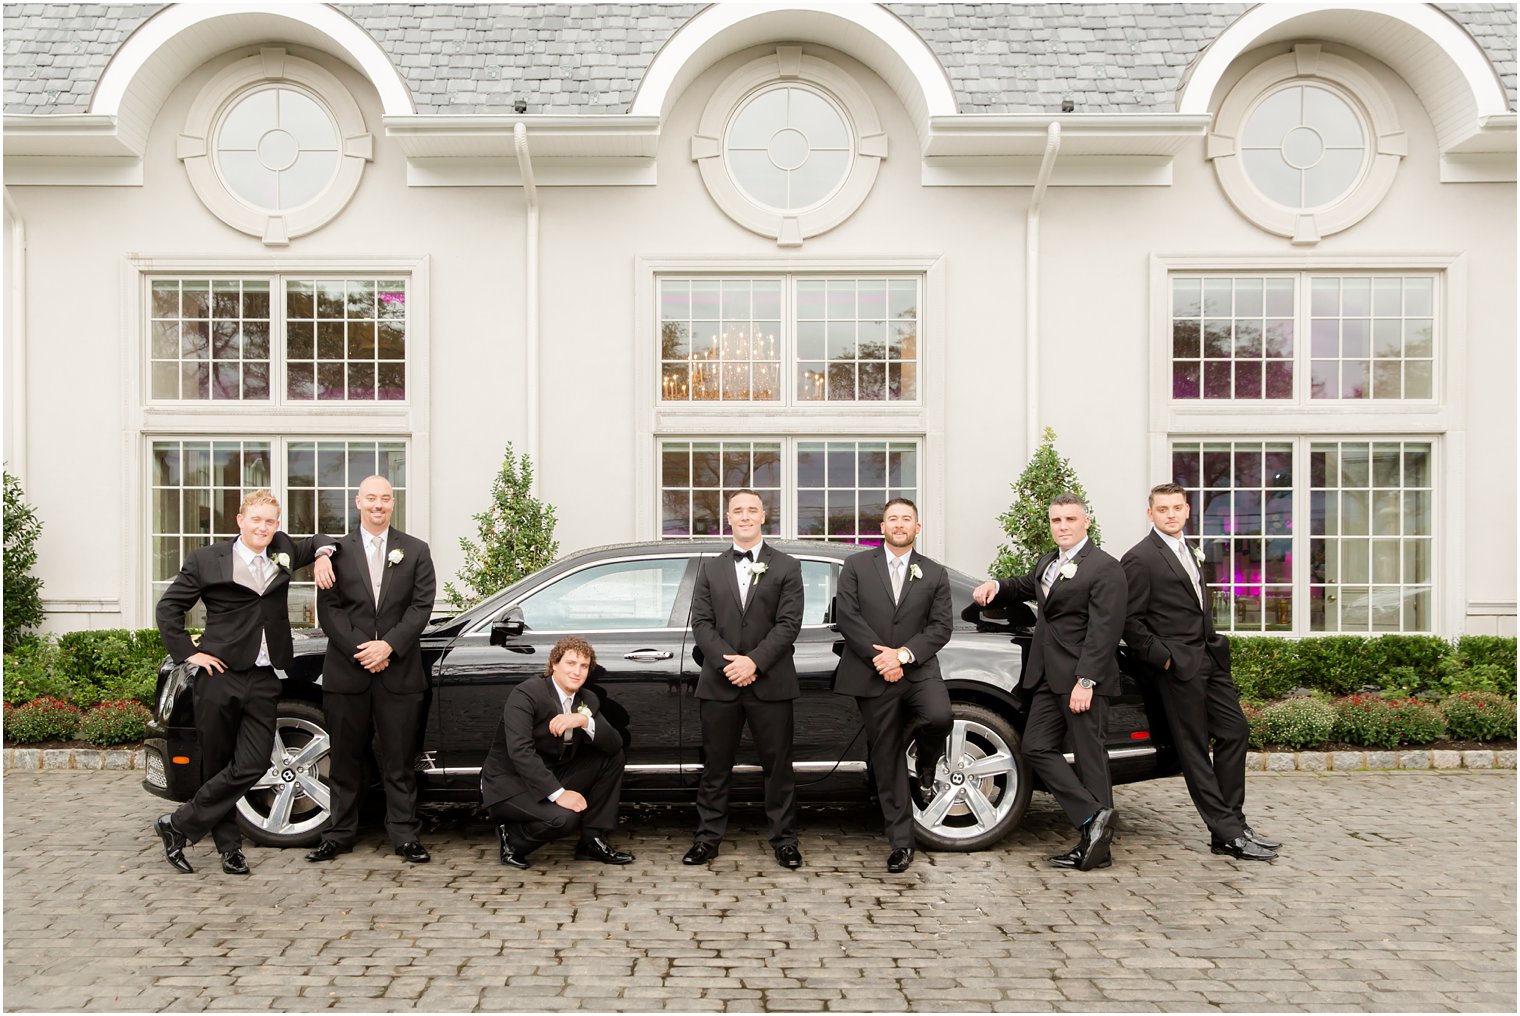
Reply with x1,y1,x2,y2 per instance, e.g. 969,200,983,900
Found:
147,275,407,403
1170,438,1434,634
1240,83,1367,210
659,438,918,544
1309,441,1432,632
658,276,919,404
1171,273,1436,402
150,437,406,626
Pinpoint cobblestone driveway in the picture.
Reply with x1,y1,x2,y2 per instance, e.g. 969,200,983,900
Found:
3,770,1514,1012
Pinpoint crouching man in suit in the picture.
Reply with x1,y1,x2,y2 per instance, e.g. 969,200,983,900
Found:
973,492,1126,871
480,636,634,869
153,489,336,875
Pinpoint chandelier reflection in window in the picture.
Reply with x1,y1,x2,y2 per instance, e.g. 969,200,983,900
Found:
661,323,781,402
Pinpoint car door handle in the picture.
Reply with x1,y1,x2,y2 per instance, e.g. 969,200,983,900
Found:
623,649,673,662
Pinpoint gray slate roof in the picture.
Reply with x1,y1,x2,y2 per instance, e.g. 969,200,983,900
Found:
4,3,1515,116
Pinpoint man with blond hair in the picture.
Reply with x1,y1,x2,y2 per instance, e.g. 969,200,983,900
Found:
153,489,336,875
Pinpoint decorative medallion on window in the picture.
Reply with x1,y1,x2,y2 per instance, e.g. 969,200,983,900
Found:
692,47,886,247
1207,45,1405,245
178,48,373,246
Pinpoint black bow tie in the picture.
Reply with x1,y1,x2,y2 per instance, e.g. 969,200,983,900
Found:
732,548,754,563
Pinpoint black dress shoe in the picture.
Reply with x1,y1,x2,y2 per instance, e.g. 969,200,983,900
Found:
1211,836,1277,861
394,841,431,863
887,847,915,873
220,849,251,876
909,767,938,810
304,840,349,862
497,826,532,869
154,815,193,874
1242,824,1281,850
1047,844,1111,870
682,842,717,865
1076,807,1116,872
575,837,635,865
774,844,803,870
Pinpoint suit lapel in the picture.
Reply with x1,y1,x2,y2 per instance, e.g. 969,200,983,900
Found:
873,549,895,608
740,544,770,616
374,528,399,611
1151,530,1202,611
1034,550,1058,606
215,540,237,588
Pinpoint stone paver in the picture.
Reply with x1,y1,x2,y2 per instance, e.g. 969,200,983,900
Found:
3,770,1514,1012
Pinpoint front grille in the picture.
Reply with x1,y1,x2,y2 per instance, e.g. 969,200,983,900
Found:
144,745,167,790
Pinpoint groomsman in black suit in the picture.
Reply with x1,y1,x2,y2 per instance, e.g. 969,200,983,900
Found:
683,489,805,870
1121,482,1279,862
306,475,437,865
480,636,634,868
833,498,954,873
153,490,336,875
973,492,1126,871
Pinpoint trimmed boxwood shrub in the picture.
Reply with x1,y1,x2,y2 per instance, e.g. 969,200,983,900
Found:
1440,691,1518,742
1230,634,1516,703
76,699,152,746
54,629,165,707
4,696,81,743
1,637,75,706
1257,697,1336,750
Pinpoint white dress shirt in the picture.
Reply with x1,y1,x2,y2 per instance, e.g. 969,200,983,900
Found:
547,678,594,802
732,539,764,604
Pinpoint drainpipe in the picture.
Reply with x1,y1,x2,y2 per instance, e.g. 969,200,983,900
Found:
1026,122,1061,459
513,122,540,489
4,188,27,481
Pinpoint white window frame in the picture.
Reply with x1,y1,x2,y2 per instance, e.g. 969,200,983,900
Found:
1150,252,1467,635
636,255,946,558
123,254,430,625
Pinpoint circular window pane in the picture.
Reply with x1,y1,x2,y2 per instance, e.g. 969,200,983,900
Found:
726,85,853,213
1240,84,1367,211
215,86,341,213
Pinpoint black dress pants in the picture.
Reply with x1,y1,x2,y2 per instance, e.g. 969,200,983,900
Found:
693,692,798,849
1021,678,1112,829
1156,657,1249,841
857,677,953,848
488,747,625,852
173,666,279,852
322,684,425,848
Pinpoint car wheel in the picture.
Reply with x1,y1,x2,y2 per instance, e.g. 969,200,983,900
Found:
235,698,333,848
910,702,1031,852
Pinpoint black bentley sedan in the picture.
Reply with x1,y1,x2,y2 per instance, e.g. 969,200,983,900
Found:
143,540,1177,851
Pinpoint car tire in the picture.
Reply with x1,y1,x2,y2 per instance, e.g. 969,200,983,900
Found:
235,698,334,848
911,701,1032,852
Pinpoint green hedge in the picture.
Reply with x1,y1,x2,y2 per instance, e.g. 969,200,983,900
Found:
2,629,165,709
1231,634,1516,704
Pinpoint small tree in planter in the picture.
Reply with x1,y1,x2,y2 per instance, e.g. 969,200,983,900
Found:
988,427,1103,578
3,471,45,652
444,443,560,609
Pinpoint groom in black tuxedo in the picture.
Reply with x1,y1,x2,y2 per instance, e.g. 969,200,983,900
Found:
973,492,1126,871
306,475,438,865
683,488,805,870
153,489,335,875
1121,482,1279,862
833,498,954,873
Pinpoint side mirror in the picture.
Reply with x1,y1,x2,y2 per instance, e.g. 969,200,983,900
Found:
490,607,527,646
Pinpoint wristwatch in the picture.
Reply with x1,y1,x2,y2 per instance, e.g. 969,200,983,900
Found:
897,648,912,666
1077,678,1096,689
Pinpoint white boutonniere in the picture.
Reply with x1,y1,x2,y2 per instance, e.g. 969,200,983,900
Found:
909,563,923,582
747,560,769,583
271,552,291,572
387,548,404,566
1059,561,1078,580
576,703,593,718
1192,546,1205,565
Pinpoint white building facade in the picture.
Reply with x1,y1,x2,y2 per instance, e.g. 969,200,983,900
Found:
4,2,1515,638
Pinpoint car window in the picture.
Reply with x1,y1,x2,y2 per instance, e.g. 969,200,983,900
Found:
518,558,688,631
800,559,838,626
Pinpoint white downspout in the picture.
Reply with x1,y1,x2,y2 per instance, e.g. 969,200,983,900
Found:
1026,122,1061,458
4,187,27,481
513,122,540,488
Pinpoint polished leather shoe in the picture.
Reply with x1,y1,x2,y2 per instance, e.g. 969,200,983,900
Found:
1048,844,1111,870
575,837,635,865
682,842,717,865
774,844,803,870
1076,807,1116,872
497,826,531,869
887,847,915,873
909,767,938,810
1211,836,1277,861
220,849,251,876
394,841,431,863
304,840,349,863
1242,824,1281,850
154,815,193,874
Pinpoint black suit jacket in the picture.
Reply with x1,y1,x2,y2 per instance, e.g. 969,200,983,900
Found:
318,527,437,695
156,532,334,670
1121,530,1230,681
479,676,622,810
833,548,953,697
990,539,1126,694
690,543,804,702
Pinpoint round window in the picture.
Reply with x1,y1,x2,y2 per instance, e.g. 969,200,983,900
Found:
215,85,342,212
725,85,853,212
1240,83,1368,210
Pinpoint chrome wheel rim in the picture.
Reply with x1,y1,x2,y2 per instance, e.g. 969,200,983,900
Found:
237,715,332,838
911,717,1020,843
